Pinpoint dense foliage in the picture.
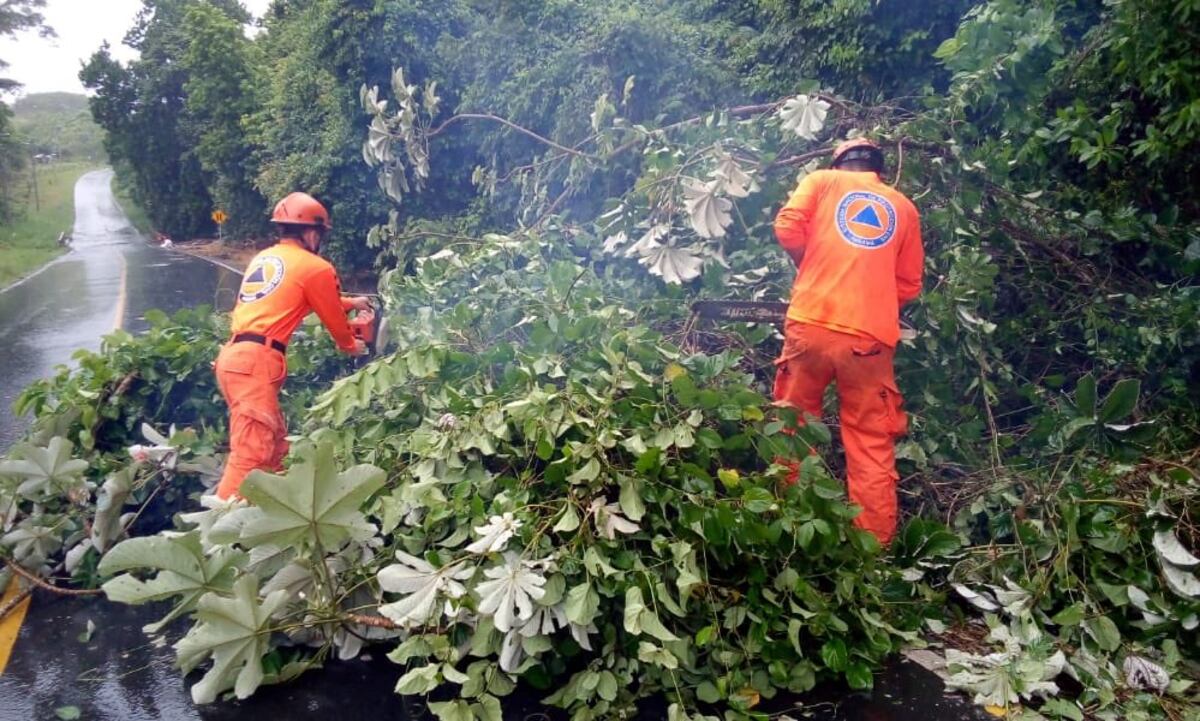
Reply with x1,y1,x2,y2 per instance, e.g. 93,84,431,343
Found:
3,1,1196,720
0,0,53,223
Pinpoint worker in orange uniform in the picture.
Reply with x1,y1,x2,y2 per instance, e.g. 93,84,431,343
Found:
772,139,924,545
214,192,369,500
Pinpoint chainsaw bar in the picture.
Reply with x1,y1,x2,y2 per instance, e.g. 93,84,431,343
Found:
690,300,788,323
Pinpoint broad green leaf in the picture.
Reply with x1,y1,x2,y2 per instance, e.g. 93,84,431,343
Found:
1050,603,1086,627
473,695,503,721
553,503,581,533
394,662,441,694
1098,379,1139,424
428,700,473,721
568,458,600,484
820,638,848,671
597,671,618,702
231,441,385,552
1074,374,1097,417
0,436,89,500
845,661,874,690
1041,699,1084,721
624,583,681,638
636,641,678,669
742,487,776,514
638,608,678,642
99,532,245,633
1083,616,1121,652
1,521,63,567
174,575,290,704
618,476,645,521
565,581,599,626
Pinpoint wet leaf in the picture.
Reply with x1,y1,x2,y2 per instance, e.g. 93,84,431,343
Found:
0,437,88,500
378,550,473,629
99,532,245,633
174,575,290,704
220,441,385,553
1098,379,1139,424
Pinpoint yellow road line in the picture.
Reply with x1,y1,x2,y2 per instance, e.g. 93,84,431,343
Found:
113,252,128,330
0,577,32,675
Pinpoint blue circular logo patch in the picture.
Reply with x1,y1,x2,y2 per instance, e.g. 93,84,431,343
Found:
835,191,897,249
239,256,286,303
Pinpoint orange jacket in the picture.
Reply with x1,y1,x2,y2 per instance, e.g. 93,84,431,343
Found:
774,169,923,347
229,239,357,351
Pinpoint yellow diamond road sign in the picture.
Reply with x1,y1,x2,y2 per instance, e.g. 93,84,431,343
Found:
212,209,228,225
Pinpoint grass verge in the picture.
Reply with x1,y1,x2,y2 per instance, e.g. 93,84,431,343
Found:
0,162,96,287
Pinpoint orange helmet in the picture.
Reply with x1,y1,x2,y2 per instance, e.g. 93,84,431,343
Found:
831,138,883,169
270,192,332,229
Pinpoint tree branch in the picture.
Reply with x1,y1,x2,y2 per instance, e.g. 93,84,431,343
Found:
427,113,597,160
4,560,103,596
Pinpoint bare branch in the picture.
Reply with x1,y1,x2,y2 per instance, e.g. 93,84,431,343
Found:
427,113,598,160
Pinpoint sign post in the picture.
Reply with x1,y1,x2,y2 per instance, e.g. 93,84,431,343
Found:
212,209,228,241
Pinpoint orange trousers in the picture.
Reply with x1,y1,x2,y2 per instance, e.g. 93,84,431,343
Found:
773,321,908,544
214,342,289,500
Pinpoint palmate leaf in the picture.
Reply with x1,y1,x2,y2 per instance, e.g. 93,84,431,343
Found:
1,519,63,568
99,531,246,633
175,575,290,704
777,95,830,140
217,441,385,554
639,243,705,285
681,178,733,239
377,550,472,628
0,436,89,500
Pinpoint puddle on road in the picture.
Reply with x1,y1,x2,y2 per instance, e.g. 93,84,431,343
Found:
0,591,989,721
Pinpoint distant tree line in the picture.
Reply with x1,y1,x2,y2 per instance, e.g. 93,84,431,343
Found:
0,0,53,223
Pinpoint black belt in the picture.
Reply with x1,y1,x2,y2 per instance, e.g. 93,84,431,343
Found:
232,333,287,353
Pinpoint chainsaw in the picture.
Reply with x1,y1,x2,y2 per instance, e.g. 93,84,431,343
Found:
690,300,917,341
347,295,391,357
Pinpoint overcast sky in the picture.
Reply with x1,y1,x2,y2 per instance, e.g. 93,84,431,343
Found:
0,0,271,96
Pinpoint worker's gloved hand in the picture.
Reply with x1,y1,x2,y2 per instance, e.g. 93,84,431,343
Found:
345,296,373,312
352,339,369,356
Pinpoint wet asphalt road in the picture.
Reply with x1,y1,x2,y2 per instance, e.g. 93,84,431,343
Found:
0,591,987,721
0,172,990,721
0,169,241,450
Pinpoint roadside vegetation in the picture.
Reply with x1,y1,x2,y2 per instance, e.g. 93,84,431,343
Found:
0,2,1196,721
0,161,93,287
